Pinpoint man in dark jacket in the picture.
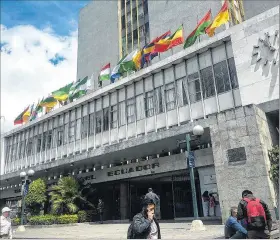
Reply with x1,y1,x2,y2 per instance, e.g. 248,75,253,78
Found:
237,190,272,239
97,199,105,224
145,188,160,206
129,198,161,239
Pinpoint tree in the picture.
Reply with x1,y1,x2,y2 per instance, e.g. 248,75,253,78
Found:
49,176,95,215
25,178,47,216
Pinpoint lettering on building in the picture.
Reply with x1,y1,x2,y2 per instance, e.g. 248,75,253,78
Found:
107,163,160,177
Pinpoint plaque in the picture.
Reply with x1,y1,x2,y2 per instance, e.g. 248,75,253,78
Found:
227,147,246,163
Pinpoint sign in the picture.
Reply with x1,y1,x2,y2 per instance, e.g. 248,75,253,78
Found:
107,163,160,177
23,184,29,196
188,151,195,168
227,147,246,163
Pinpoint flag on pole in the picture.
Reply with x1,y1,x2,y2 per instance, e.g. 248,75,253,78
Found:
99,63,111,81
52,82,73,101
119,49,142,74
206,1,229,37
30,99,43,121
22,104,34,123
184,10,212,48
14,106,29,125
110,55,127,82
39,96,58,108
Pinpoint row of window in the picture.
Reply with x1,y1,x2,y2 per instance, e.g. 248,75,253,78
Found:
5,56,238,164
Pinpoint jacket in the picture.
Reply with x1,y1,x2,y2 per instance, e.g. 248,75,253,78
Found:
224,216,247,238
131,212,161,239
237,194,272,231
145,192,160,205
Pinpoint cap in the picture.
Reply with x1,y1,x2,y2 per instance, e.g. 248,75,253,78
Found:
2,207,11,213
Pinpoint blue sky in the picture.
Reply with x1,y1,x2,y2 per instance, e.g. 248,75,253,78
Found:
1,0,90,36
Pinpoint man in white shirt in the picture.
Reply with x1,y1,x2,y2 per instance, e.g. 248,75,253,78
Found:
0,207,12,239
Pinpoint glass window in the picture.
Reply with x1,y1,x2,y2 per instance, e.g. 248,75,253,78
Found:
64,123,69,144
95,111,102,134
103,108,109,131
27,138,33,156
127,98,135,124
110,105,118,129
136,94,145,120
228,57,239,89
89,114,94,135
213,61,231,94
200,67,215,98
57,127,63,146
155,87,164,114
51,129,56,148
42,132,47,151
37,136,41,153
81,116,88,139
145,91,154,117
182,81,189,105
188,73,201,103
119,101,126,126
76,119,81,140
165,83,175,111
69,121,75,142
47,131,52,149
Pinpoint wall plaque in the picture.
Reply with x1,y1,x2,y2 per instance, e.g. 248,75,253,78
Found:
227,147,246,163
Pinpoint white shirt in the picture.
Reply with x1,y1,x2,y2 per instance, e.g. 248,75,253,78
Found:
0,215,12,239
148,220,158,239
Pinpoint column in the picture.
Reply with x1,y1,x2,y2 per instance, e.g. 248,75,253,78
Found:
120,182,129,220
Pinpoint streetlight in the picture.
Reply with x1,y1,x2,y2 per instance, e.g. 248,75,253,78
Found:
18,169,35,232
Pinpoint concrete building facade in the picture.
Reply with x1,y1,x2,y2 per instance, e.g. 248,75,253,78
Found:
0,3,279,222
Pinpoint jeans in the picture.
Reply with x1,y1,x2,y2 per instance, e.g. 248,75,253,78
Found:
230,231,247,239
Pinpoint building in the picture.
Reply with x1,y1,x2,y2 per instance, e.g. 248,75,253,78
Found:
0,2,279,222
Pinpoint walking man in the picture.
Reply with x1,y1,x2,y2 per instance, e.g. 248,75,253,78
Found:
145,188,160,206
225,207,247,239
237,190,272,239
97,199,105,224
0,207,12,239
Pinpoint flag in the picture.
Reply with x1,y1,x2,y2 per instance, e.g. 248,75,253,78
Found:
14,106,29,125
30,99,43,121
99,63,111,81
184,10,212,48
52,82,73,101
70,90,87,100
22,104,34,123
141,30,171,67
40,96,58,108
119,49,142,74
110,55,127,82
69,76,88,94
206,1,229,37
154,25,184,53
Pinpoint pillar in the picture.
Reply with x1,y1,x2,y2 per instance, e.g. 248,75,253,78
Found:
120,182,129,220
209,105,277,223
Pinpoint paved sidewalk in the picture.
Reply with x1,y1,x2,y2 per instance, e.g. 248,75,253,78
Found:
13,223,225,239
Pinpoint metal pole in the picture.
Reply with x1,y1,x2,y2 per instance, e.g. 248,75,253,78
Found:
20,180,26,225
186,133,199,218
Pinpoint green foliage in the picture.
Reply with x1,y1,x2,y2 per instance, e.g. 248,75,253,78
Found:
57,214,78,224
12,217,21,226
29,214,57,225
268,145,279,183
77,210,87,223
25,178,47,216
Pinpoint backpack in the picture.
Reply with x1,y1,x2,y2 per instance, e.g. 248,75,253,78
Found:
127,221,134,239
244,197,267,229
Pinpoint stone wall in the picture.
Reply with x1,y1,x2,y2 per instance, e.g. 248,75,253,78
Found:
209,105,277,222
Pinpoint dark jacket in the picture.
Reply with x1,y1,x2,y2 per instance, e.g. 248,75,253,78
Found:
145,192,160,205
237,194,272,231
224,216,248,238
131,212,161,239
97,201,104,213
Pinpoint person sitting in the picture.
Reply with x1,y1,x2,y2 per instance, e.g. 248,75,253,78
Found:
225,207,248,239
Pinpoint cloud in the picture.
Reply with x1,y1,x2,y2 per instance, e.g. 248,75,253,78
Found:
1,24,78,133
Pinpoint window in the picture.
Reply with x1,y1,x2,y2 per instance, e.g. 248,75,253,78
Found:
47,131,52,149
110,105,118,129
127,98,135,124
69,121,75,142
27,138,33,156
57,127,63,146
81,116,88,139
89,114,94,135
103,108,109,131
42,132,47,151
145,91,154,117
37,136,42,153
136,95,145,120
119,101,126,126
64,123,69,144
200,67,215,98
95,111,102,134
188,73,201,103
154,87,163,114
213,61,231,94
228,58,239,89
76,119,81,140
182,81,188,105
165,83,175,111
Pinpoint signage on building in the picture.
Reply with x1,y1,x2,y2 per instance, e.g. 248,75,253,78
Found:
188,151,195,168
107,163,160,177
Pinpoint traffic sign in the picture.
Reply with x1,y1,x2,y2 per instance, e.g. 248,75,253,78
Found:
188,151,195,168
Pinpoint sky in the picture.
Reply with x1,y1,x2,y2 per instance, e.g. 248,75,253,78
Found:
1,0,90,134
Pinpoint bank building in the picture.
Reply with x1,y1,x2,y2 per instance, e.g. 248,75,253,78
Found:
0,0,279,223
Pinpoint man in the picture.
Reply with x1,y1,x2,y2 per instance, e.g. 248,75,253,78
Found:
225,207,247,239
0,207,12,239
237,190,272,239
97,199,104,224
145,188,160,206
128,198,161,239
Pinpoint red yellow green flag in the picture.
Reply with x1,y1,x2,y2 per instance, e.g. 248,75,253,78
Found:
14,106,29,125
184,10,212,48
154,25,184,53
206,0,229,37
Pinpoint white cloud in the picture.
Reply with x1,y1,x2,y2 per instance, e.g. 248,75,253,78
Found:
0,24,78,133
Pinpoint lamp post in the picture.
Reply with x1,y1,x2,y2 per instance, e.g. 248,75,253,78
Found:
18,169,35,231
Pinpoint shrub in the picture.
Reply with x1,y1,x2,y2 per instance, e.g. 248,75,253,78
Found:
86,209,98,222
12,217,21,226
29,214,56,225
56,214,78,224
78,211,87,223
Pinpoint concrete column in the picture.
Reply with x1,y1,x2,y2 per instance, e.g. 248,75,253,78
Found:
120,182,128,220
209,105,277,223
